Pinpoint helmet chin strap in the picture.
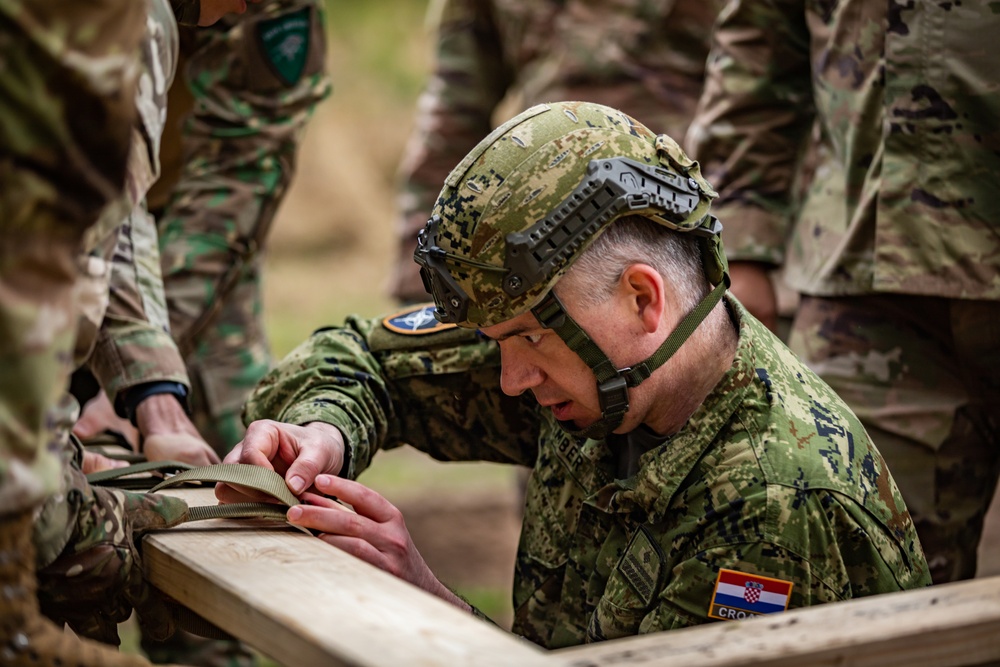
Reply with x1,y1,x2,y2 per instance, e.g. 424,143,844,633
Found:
530,280,728,440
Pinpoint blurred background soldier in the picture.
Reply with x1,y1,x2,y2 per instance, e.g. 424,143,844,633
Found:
686,0,1000,584
153,0,332,455
389,0,724,305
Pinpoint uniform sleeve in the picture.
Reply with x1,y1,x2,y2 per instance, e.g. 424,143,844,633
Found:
88,206,190,408
243,315,540,478
391,0,511,300
641,491,927,634
637,541,844,634
684,0,814,265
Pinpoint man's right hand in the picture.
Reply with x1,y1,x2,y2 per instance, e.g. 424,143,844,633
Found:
728,261,779,332
215,420,347,503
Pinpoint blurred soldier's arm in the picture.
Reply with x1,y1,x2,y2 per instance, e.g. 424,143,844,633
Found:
391,0,512,303
684,0,814,330
90,207,219,466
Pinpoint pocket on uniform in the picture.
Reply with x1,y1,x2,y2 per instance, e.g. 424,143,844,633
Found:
587,526,665,642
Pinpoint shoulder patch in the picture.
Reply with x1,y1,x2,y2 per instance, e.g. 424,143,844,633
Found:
382,304,457,335
257,6,311,86
708,569,793,621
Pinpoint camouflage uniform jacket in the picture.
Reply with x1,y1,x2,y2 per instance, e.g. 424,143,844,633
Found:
396,0,722,293
245,297,931,648
76,0,190,407
686,0,1000,299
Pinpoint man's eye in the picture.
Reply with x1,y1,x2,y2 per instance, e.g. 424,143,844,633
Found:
524,333,543,344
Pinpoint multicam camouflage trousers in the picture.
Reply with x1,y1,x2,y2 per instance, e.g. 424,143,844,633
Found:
790,294,1000,584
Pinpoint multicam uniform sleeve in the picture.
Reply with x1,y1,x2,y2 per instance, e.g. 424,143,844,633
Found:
244,315,540,479
684,0,813,265
87,207,190,410
391,0,512,300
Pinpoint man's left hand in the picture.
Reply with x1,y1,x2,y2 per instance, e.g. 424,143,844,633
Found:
288,474,471,613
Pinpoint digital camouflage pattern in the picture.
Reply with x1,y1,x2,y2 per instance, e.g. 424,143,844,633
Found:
789,294,1000,583
424,101,718,329
156,0,331,454
245,298,930,647
392,0,724,302
686,0,1000,583
0,0,146,513
686,0,1000,299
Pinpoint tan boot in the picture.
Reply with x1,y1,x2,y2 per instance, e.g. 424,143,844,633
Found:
0,509,154,666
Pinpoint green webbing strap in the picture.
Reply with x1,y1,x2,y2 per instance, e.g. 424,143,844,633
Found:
186,501,293,523
80,430,145,463
625,280,728,386
86,460,194,486
531,280,728,437
150,463,300,508
88,461,302,525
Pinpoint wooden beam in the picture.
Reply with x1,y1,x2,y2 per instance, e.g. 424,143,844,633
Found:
142,488,549,667
550,576,1000,667
143,487,1000,667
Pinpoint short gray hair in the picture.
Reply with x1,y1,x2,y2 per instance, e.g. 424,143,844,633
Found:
558,215,710,311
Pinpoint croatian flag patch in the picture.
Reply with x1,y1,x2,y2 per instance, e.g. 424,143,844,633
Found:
708,569,793,621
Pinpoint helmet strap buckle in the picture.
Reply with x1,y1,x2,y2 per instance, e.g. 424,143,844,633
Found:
598,374,630,417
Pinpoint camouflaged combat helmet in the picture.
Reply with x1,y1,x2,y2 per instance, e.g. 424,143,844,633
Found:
415,101,729,438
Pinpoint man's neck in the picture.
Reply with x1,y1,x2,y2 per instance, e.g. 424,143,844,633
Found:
640,305,739,436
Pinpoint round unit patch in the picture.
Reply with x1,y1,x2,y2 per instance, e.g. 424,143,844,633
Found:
382,304,457,335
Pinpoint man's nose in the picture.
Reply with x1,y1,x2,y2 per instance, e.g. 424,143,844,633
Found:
499,348,542,397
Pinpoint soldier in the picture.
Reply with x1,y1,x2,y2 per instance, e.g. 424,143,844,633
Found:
154,0,331,455
1,0,248,662
0,0,179,663
218,102,930,646
685,0,1000,584
390,0,724,304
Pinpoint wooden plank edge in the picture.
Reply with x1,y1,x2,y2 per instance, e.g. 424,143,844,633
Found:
550,576,1000,667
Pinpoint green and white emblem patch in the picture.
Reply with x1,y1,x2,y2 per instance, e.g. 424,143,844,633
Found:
257,7,311,86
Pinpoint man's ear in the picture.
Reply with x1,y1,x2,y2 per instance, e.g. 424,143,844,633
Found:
619,264,665,334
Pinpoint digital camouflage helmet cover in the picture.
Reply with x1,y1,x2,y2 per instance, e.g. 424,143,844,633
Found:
415,101,729,437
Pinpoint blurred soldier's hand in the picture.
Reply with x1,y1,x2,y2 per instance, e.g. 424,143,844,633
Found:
74,390,140,449
215,420,347,503
81,450,129,474
728,261,779,333
135,393,221,466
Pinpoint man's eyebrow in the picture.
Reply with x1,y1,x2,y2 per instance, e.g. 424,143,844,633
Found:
480,324,534,342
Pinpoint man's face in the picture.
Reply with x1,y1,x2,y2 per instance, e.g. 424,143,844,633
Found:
478,295,619,430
